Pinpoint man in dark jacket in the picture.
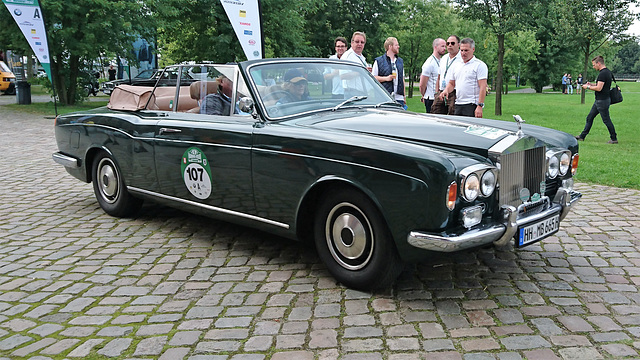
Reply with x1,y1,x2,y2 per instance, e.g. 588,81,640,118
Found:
372,37,406,107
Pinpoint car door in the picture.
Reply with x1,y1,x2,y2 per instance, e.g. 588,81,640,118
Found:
153,65,258,215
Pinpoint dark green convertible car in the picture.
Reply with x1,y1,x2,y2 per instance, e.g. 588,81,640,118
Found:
53,58,581,290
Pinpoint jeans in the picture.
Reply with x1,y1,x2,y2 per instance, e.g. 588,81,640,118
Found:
424,98,434,113
579,98,617,141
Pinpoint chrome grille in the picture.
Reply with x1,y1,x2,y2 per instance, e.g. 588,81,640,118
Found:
499,146,546,207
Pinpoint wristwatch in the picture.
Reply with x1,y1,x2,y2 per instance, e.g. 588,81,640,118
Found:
477,103,485,108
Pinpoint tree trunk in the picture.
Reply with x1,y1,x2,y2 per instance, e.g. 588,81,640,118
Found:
27,55,34,81
581,49,589,105
408,77,414,98
67,55,80,105
52,55,67,105
495,34,505,116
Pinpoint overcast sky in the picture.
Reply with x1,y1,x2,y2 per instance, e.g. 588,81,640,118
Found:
628,4,640,36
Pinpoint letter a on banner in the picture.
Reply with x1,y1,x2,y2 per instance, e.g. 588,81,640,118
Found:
220,0,264,60
3,0,52,81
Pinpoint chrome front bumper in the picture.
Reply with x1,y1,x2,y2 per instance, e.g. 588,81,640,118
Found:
407,188,582,252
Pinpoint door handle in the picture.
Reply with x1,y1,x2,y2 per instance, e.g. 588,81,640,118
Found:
159,128,182,135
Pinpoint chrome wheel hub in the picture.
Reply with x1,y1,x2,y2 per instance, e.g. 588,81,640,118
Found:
326,202,373,270
97,159,118,203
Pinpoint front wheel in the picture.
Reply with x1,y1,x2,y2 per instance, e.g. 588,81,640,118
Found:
92,151,142,217
314,189,402,290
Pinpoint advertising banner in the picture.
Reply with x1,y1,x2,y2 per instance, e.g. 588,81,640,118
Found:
2,0,52,81
219,0,263,60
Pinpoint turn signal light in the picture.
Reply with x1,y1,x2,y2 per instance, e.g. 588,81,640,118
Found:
447,181,457,211
571,153,579,176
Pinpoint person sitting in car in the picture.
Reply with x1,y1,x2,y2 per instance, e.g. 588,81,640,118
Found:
201,75,233,115
277,68,311,104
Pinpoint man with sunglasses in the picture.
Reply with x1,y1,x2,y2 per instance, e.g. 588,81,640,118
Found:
432,35,462,114
341,31,370,97
277,68,311,104
439,38,488,118
342,32,370,71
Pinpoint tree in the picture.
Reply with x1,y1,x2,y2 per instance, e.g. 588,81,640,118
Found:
454,0,533,115
303,0,400,60
387,0,459,98
0,0,155,105
609,39,640,75
560,0,637,104
152,0,242,64
481,30,539,94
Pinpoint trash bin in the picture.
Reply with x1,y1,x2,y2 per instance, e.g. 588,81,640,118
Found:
16,81,31,105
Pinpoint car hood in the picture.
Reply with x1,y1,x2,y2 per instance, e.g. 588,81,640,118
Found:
294,109,522,156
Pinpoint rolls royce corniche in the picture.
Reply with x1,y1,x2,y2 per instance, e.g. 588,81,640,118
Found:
53,58,582,290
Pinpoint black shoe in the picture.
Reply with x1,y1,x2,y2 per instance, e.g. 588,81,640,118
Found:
575,136,584,141
607,140,618,144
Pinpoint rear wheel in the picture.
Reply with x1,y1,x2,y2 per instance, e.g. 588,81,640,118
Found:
92,151,142,217
314,189,402,290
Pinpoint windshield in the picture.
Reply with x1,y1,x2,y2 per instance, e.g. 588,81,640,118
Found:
135,69,156,79
0,61,12,73
248,61,394,119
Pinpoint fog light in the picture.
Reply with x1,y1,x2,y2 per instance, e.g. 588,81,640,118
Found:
461,205,483,228
562,178,574,191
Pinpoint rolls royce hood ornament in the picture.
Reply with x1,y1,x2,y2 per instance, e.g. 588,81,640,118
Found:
513,115,525,137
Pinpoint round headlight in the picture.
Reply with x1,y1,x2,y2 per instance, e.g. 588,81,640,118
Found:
548,155,559,179
559,152,570,176
463,174,480,201
481,170,496,196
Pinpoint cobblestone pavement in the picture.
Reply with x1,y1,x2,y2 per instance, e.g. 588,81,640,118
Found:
1,105,640,360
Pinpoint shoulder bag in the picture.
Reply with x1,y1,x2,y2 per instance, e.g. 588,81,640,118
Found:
610,74,623,104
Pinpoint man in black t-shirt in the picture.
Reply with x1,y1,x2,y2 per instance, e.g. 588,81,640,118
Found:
108,65,116,81
576,56,618,144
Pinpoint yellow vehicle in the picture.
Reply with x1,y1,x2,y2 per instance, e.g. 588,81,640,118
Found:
1,61,16,95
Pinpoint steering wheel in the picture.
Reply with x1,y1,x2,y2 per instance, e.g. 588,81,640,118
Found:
262,90,294,103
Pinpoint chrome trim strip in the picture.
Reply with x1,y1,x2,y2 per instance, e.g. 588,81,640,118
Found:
128,187,290,229
155,138,249,150
61,123,250,151
408,188,582,252
52,152,80,168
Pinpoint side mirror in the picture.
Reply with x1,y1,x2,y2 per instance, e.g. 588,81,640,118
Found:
238,97,254,113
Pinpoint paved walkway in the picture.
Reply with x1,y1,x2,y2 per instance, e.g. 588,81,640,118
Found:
0,104,639,359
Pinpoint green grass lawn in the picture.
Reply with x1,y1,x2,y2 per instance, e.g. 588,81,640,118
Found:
408,82,639,189
3,100,109,115
3,85,109,115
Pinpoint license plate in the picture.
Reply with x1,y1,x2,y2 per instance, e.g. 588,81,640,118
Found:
517,214,560,247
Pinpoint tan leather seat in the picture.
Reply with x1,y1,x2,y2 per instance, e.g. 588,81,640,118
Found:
187,80,220,113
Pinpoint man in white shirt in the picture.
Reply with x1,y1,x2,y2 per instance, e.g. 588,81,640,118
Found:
372,37,406,107
325,37,348,98
341,31,370,97
439,38,488,118
342,31,369,69
432,35,462,114
419,38,446,113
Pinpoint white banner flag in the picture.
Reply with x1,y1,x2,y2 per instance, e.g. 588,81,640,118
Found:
3,0,52,81
220,0,263,60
